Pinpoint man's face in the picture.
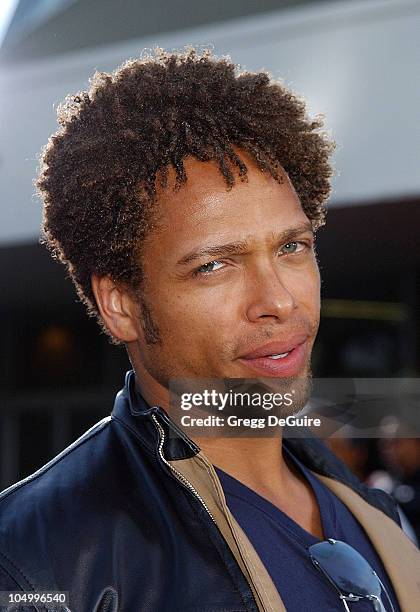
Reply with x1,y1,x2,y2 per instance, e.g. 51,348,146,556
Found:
129,150,321,406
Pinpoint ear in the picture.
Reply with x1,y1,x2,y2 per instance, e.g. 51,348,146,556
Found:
91,274,140,342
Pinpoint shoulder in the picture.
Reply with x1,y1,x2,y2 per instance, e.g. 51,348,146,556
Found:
0,416,125,587
286,433,402,527
0,415,112,511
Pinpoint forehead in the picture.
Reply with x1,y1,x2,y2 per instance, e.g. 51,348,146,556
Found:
151,149,308,241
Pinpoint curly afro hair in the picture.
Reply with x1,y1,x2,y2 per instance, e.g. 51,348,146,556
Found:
36,46,335,341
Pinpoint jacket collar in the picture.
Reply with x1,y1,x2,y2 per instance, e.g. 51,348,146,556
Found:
112,370,200,459
111,370,354,472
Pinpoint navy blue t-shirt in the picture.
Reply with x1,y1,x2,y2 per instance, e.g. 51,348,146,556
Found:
214,445,400,611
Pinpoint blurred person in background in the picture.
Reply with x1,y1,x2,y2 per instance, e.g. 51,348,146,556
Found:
327,437,370,482
367,437,420,546
328,435,419,547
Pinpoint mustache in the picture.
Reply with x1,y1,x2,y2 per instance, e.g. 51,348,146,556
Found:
234,320,316,356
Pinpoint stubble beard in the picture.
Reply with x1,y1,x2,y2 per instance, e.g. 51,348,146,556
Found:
218,366,313,422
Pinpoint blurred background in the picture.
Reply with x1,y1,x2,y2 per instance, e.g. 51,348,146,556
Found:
0,0,419,542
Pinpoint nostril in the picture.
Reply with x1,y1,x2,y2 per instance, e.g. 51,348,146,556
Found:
93,587,119,612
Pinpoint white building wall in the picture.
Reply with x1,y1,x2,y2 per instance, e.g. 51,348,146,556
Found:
0,0,419,245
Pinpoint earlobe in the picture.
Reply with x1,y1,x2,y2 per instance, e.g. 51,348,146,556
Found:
91,274,140,342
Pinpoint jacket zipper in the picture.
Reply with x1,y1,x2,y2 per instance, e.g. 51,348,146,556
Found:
151,413,216,522
150,412,264,612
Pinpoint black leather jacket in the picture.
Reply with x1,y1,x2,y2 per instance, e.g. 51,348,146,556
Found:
0,371,401,612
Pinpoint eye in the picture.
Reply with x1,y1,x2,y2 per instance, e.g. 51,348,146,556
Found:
193,260,225,276
280,241,307,255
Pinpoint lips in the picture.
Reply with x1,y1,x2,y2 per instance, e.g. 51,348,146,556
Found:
237,333,310,377
239,333,309,360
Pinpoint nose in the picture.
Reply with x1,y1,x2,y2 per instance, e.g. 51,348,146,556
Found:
245,262,297,323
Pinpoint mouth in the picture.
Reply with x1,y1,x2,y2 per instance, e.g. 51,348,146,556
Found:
237,335,309,377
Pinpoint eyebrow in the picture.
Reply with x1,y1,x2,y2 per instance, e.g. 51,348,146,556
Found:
176,221,314,267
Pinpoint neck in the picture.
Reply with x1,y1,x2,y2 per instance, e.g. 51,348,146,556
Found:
133,364,170,410
194,433,325,540
195,433,294,490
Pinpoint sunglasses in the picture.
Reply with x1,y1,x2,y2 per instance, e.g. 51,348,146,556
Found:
309,538,395,612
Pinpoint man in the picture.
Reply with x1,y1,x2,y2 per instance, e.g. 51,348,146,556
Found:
0,47,418,612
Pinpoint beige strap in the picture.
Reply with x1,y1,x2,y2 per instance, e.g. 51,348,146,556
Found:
171,452,286,611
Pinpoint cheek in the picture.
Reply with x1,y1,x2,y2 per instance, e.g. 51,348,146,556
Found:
288,263,321,310
153,285,234,338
